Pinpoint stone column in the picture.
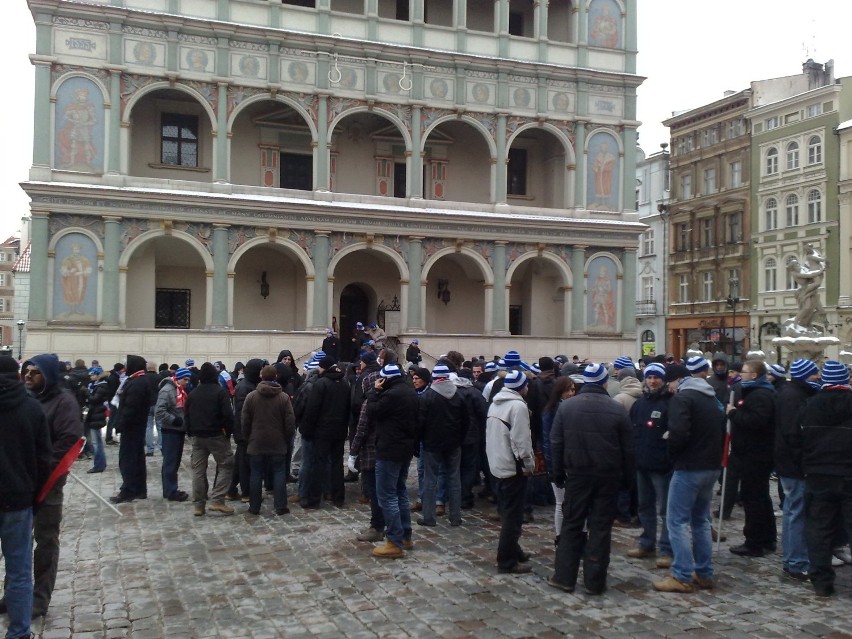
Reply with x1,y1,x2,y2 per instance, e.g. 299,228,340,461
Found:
495,113,507,204
574,121,586,207
571,244,587,334
622,248,637,333
107,69,122,174
410,105,423,198
29,211,49,321
214,81,228,182
492,241,508,334
316,95,329,190
32,59,52,167
313,231,330,329
102,216,122,325
211,224,230,328
407,237,424,331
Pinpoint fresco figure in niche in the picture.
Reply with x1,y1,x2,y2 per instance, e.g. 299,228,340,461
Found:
53,234,98,321
289,61,309,83
587,256,617,331
588,0,621,48
55,77,104,173
586,132,619,211
186,49,209,72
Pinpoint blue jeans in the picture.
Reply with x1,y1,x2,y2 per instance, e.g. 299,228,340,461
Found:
0,508,33,639
780,476,809,573
146,408,160,454
417,443,447,503
160,430,185,498
375,458,413,546
666,469,717,583
87,426,106,471
422,447,461,524
249,454,288,513
637,468,672,556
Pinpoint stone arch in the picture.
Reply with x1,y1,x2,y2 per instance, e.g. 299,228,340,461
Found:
48,227,105,256
506,250,572,287
584,250,624,275
584,127,624,154
421,114,497,159
227,93,318,140
585,0,625,13
51,72,110,102
122,81,217,130
327,106,413,151
328,243,410,282
119,229,214,272
506,123,576,166
227,236,315,277
421,246,494,286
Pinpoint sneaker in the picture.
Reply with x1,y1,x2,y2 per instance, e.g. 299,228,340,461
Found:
208,502,235,515
627,547,656,559
194,504,205,517
691,572,715,590
833,546,852,564
240,496,251,503
356,527,385,542
831,555,844,567
547,576,574,593
402,538,414,551
656,555,672,569
372,541,404,559
498,563,532,575
652,576,694,593
783,568,809,582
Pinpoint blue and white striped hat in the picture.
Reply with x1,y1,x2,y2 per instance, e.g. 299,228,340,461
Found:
380,363,401,379
313,350,326,361
432,363,451,379
185,358,195,367
503,369,528,391
483,362,498,373
304,359,319,372
174,367,192,380
529,363,542,376
613,356,633,370
643,363,666,379
583,363,608,385
821,360,849,386
685,356,709,373
767,363,786,379
503,350,522,366
497,359,508,371
790,359,818,380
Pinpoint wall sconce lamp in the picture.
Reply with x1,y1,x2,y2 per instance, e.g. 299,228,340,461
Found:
259,271,270,299
437,279,451,305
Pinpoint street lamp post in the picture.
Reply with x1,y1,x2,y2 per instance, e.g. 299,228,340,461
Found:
16,320,24,360
726,279,740,362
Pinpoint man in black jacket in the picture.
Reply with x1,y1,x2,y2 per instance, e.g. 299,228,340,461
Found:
300,356,351,508
0,356,51,636
367,363,419,558
653,358,723,593
549,363,633,595
227,358,264,501
727,359,777,558
185,362,235,516
110,355,153,504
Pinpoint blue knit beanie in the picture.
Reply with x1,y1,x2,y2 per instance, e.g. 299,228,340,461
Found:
821,360,849,386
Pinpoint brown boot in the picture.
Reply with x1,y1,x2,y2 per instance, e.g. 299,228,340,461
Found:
193,504,205,517
653,576,694,593
208,502,235,515
372,541,404,559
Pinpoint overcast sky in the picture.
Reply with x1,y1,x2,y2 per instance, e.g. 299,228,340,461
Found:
1,1,849,241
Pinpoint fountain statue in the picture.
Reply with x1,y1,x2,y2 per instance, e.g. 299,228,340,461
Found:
772,244,838,361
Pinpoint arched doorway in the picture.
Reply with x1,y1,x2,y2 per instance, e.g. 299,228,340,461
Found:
340,283,370,361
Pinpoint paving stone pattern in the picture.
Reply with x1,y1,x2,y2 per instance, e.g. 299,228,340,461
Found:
3,448,852,639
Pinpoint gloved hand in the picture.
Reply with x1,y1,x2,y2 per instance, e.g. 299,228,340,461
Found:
347,455,358,474
172,416,183,428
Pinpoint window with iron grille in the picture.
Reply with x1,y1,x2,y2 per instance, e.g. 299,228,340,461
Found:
155,288,191,329
161,113,199,167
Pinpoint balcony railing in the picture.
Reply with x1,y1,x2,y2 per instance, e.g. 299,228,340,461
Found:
635,299,657,316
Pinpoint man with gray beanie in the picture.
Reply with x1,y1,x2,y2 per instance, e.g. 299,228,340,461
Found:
549,363,634,595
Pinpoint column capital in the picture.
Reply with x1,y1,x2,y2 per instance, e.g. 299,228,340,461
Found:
495,240,509,246
408,235,425,242
30,210,50,219
572,244,589,250
103,215,122,223
315,230,332,236
213,223,231,230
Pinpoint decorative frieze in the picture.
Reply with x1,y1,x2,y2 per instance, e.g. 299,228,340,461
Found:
48,214,105,238
122,25,167,39
52,16,109,31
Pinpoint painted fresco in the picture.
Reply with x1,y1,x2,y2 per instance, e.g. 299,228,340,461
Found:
53,233,98,321
586,255,617,332
588,0,622,48
586,131,619,211
54,76,105,173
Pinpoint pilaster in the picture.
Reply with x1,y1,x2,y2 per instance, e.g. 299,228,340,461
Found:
316,95,329,190
102,216,121,325
215,81,228,182
495,113,508,203
407,237,423,331
313,231,330,329
107,70,122,173
32,60,52,167
622,248,637,333
29,212,49,321
492,241,508,334
211,224,230,328
410,106,423,198
571,244,587,333
574,120,586,207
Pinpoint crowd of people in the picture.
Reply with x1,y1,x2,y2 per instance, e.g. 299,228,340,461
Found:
3,338,852,637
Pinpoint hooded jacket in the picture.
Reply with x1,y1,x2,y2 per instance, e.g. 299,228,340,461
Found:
366,374,419,462
300,365,351,440
667,376,725,470
85,378,111,430
155,376,185,433
275,350,300,397
242,380,296,456
0,367,52,511
728,377,775,465
233,358,264,442
24,354,84,503
185,362,235,437
485,387,534,478
774,378,817,479
115,355,152,434
419,379,468,452
614,375,643,412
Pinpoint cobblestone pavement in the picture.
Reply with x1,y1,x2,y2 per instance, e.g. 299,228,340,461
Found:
3,446,851,639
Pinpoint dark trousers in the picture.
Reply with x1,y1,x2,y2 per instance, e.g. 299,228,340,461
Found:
495,473,527,571
249,454,288,513
460,442,479,507
361,468,385,531
118,427,147,497
160,430,185,498
554,474,618,593
308,439,345,505
33,502,62,613
805,474,852,592
721,453,743,518
740,460,777,549
228,441,250,497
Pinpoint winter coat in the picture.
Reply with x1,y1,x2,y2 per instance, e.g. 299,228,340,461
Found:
155,377,185,433
405,345,422,366
667,377,725,471
114,355,152,434
455,378,487,446
614,375,643,413
242,381,296,456
233,358,263,442
774,378,817,479
550,384,634,484
728,378,776,465
0,370,52,512
185,364,234,438
630,388,672,473
321,335,340,361
300,366,351,440
418,379,468,452
485,387,534,479
366,375,419,462
796,388,852,477
84,379,111,430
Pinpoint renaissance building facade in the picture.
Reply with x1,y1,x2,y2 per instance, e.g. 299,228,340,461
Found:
23,0,643,364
